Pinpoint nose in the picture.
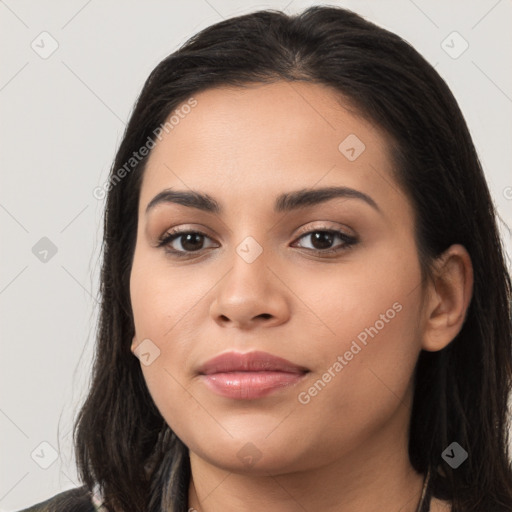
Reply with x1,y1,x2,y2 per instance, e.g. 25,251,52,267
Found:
209,250,290,330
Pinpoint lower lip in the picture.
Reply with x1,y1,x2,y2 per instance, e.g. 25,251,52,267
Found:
200,371,307,399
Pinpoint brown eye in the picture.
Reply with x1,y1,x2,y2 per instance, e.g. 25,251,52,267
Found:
157,230,217,256
292,229,358,254
174,232,205,252
157,227,358,258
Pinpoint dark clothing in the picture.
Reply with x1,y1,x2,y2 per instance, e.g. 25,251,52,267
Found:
16,486,96,512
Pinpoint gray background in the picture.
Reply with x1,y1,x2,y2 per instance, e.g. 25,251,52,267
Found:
1,1,511,510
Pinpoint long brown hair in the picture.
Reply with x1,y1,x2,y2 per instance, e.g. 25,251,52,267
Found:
73,6,512,511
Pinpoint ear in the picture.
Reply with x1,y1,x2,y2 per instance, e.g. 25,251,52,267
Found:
421,244,474,352
131,336,137,354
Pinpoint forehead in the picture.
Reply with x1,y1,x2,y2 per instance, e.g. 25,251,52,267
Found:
138,80,404,220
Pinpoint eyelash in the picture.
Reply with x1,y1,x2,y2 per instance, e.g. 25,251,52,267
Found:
156,226,358,258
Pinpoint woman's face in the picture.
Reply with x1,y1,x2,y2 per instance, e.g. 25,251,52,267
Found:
129,80,427,474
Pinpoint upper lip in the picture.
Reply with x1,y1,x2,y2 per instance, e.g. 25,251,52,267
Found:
197,351,310,375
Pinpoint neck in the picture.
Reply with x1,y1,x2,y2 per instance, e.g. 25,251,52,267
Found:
187,397,426,512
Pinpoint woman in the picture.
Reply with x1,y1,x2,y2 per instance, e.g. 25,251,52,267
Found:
19,5,512,512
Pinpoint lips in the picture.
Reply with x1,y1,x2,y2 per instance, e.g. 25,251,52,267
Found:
197,350,309,375
197,351,310,400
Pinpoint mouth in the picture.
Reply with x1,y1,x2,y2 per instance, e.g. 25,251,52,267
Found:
197,350,310,400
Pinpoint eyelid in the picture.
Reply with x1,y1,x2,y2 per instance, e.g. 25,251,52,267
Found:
293,221,355,238
157,221,354,244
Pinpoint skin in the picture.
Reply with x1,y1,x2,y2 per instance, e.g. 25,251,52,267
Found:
129,80,473,512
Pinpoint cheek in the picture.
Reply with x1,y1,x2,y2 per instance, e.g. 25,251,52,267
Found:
288,297,420,468
130,251,211,342
290,236,421,358
129,254,217,436
289,244,422,423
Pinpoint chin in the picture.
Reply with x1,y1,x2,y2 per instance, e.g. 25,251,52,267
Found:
188,435,310,476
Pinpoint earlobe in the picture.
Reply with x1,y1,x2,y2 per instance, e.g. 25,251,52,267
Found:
421,244,474,352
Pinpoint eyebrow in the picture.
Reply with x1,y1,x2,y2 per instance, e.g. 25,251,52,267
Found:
145,186,381,215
